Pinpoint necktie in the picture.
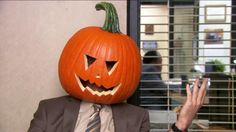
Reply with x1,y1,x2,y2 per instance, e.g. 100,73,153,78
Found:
85,104,102,132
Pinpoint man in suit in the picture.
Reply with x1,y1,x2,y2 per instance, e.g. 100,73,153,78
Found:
28,96,149,132
141,51,179,110
141,50,168,110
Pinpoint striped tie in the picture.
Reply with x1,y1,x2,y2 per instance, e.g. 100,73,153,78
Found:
85,104,102,132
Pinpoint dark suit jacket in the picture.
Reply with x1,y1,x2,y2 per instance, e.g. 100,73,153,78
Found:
141,65,168,110
141,65,179,110
28,96,150,132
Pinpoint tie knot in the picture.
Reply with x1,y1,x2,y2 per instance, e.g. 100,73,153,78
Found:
93,104,102,112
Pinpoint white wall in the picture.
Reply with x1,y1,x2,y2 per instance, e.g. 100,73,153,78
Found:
197,0,231,72
0,1,127,132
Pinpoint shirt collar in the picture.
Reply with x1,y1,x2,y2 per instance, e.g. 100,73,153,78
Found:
79,101,94,113
79,101,110,113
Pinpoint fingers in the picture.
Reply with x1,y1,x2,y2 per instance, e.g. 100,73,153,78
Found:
197,78,208,105
201,89,207,105
200,78,208,91
192,79,199,102
184,78,208,108
198,78,208,104
186,84,192,102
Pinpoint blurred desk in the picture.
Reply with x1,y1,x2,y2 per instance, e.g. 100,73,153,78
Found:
148,110,177,130
148,110,177,124
202,126,234,131
193,120,233,131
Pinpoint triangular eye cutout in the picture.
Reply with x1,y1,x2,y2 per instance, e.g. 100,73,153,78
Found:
84,54,96,70
106,61,118,75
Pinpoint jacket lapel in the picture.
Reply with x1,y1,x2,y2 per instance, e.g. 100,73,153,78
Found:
112,104,127,132
62,98,127,132
62,97,81,132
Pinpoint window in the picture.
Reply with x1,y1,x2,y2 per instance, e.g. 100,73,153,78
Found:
128,0,235,131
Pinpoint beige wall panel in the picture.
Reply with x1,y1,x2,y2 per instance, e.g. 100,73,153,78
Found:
0,1,127,132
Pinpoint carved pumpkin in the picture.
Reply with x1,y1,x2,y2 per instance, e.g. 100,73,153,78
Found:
59,2,141,104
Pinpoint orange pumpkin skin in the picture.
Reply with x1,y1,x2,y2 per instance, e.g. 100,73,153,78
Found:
59,26,141,104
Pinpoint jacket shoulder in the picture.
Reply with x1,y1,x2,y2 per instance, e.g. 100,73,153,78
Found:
40,95,71,103
112,103,150,132
39,95,78,111
113,103,148,116
118,103,146,110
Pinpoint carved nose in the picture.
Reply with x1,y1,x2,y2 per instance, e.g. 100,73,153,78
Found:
96,74,101,79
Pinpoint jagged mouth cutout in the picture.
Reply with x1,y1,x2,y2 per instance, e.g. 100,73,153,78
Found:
75,74,121,96
73,54,121,96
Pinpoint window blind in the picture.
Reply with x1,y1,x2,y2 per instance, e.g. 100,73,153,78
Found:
139,0,235,131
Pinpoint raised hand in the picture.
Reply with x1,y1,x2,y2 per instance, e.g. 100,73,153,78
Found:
174,78,208,131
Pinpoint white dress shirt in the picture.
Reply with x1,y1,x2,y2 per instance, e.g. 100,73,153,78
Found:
74,101,114,132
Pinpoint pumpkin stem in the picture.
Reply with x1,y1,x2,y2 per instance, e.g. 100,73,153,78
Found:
95,2,121,33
